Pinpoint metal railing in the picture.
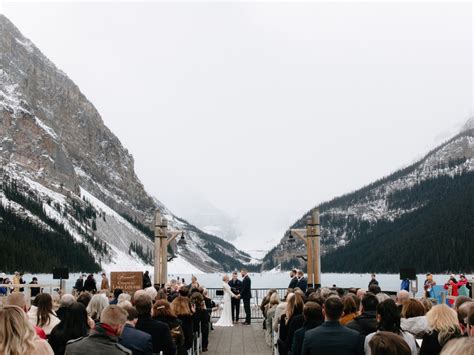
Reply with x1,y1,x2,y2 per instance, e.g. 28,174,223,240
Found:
0,284,57,306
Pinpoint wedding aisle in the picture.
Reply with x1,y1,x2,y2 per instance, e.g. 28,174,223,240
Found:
207,321,271,355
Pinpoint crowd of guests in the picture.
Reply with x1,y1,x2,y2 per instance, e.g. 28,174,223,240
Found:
261,273,474,355
0,274,216,355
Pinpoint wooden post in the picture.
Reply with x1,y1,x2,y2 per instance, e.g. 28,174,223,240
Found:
154,211,164,287
313,208,321,288
306,215,314,288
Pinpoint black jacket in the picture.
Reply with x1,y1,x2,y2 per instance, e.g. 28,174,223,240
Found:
289,277,298,289
285,314,305,354
296,278,308,293
345,311,377,336
228,279,242,294
291,320,323,355
119,324,153,355
154,315,186,355
302,321,364,355
240,275,252,300
177,314,194,350
83,278,97,293
135,315,175,355
419,331,443,355
74,278,84,292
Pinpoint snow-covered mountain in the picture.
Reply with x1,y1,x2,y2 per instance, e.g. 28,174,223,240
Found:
161,189,241,241
0,15,252,273
262,120,474,272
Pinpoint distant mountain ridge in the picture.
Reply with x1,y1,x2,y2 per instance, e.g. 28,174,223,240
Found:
262,121,474,273
0,14,252,273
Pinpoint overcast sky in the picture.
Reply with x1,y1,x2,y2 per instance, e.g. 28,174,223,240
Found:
2,1,472,252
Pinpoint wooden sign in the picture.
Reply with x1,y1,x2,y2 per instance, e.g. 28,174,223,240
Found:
110,272,143,295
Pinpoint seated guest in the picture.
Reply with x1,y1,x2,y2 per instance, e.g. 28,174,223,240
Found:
0,305,54,354
364,299,417,355
87,294,109,323
456,301,474,336
5,293,47,339
110,289,123,305
347,293,379,335
153,299,186,355
56,294,76,321
368,331,411,355
302,296,364,355
440,337,474,355
64,305,131,355
135,294,176,355
274,293,294,332
340,296,358,326
400,298,429,338
119,306,153,355
396,290,410,312
279,293,304,355
48,302,90,355
171,295,194,350
291,302,323,355
265,293,280,346
453,295,471,312
467,303,474,337
28,293,61,336
190,292,210,352
76,292,92,308
420,304,462,355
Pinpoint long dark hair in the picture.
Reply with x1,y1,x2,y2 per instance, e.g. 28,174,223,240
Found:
376,299,401,334
34,293,54,327
52,302,89,341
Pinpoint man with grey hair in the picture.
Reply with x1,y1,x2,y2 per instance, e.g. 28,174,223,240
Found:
396,290,410,312
65,305,131,354
57,293,76,320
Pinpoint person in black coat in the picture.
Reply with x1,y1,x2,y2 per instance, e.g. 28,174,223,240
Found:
346,293,379,336
83,274,97,293
368,274,379,289
48,302,89,355
143,271,152,289
296,271,308,293
292,302,323,355
134,295,176,355
73,275,85,294
288,269,298,289
302,297,364,355
119,306,153,355
228,271,242,323
240,269,252,325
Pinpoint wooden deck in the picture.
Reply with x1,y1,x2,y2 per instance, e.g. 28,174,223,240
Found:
207,321,272,355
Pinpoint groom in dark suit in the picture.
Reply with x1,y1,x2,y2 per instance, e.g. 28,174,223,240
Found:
240,268,252,325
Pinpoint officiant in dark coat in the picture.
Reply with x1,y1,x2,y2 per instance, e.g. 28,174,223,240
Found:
240,269,252,325
228,271,242,323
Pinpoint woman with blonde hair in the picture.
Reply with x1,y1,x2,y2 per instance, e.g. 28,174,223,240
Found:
420,304,462,355
278,293,304,355
0,305,53,355
265,292,280,345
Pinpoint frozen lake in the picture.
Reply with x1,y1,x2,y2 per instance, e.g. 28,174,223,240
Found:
13,272,459,298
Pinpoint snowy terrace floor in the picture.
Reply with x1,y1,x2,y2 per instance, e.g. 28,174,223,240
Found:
208,321,271,355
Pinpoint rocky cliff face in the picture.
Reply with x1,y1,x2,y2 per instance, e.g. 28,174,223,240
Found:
262,121,474,272
0,15,251,273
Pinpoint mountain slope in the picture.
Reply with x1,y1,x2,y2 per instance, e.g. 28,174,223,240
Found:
262,121,474,273
0,14,251,273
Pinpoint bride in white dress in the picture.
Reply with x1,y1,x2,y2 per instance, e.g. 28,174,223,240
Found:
214,274,238,327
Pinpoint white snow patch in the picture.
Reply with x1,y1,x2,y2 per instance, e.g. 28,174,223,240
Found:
34,116,58,140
